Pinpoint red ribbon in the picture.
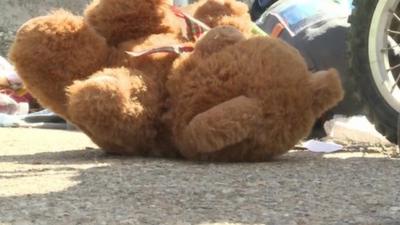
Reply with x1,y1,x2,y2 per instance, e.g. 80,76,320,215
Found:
126,5,209,58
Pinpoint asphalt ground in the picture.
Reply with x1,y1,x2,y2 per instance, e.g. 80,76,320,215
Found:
1,128,400,225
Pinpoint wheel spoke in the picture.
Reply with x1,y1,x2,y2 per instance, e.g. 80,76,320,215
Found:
382,46,400,51
382,39,400,51
393,11,400,22
386,62,400,71
388,29,400,35
390,73,400,93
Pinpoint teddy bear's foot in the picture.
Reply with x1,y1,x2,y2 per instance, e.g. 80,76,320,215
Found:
67,67,162,155
309,69,344,118
179,96,263,155
9,10,110,116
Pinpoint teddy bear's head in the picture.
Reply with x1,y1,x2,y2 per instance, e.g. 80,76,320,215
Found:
169,26,344,155
194,26,344,117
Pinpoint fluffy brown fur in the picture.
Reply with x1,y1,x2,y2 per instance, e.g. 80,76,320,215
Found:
184,0,253,36
84,0,182,46
165,29,344,161
9,0,344,162
9,10,110,116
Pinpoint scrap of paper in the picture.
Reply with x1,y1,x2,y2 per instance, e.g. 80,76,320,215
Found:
302,140,343,153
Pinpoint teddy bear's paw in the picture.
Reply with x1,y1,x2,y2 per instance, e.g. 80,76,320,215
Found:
67,67,159,154
10,9,109,77
9,9,110,115
309,68,345,118
179,96,263,154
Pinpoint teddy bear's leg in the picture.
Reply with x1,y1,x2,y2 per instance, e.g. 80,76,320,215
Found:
84,0,181,46
309,69,344,118
177,96,263,155
67,67,161,155
9,10,110,117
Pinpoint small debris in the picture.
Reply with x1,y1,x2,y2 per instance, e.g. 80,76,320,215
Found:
324,115,391,145
302,139,343,153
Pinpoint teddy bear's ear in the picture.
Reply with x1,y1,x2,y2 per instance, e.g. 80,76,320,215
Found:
309,69,344,118
194,26,245,57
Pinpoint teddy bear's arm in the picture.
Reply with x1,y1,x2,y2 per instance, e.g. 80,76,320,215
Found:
178,96,263,154
67,67,161,155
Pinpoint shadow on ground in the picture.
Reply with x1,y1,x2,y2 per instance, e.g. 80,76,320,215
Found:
1,147,400,225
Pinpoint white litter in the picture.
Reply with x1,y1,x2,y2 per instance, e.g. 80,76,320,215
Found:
303,139,343,153
0,93,29,115
0,93,18,114
324,115,391,144
0,55,21,87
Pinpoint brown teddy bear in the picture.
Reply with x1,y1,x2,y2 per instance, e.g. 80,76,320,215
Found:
8,0,344,161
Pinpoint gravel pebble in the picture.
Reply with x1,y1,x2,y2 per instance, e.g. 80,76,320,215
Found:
0,29,15,57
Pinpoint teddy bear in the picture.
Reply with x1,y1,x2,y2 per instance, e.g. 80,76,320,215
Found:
8,0,344,161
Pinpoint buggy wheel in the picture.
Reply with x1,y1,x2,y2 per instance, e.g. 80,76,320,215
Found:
349,0,400,143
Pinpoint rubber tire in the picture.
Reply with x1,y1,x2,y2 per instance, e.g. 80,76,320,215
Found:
348,0,398,143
